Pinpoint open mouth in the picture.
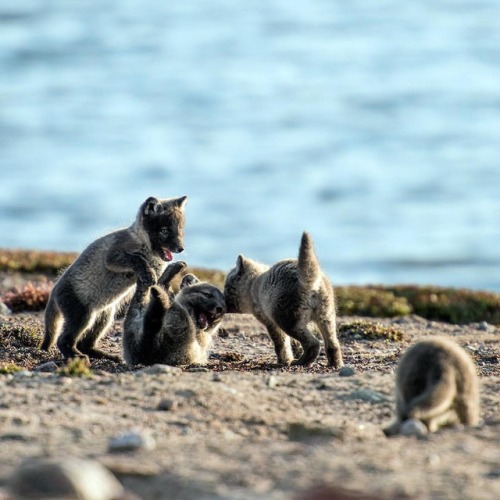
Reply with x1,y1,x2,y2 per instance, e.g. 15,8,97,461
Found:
196,310,223,330
161,248,173,262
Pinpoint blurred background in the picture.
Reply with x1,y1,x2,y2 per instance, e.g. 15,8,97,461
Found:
0,0,499,290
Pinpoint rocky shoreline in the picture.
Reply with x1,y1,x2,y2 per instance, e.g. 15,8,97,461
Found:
0,263,499,499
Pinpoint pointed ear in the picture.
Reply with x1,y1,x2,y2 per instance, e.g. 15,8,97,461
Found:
235,255,247,273
175,196,188,209
143,196,161,216
180,273,200,288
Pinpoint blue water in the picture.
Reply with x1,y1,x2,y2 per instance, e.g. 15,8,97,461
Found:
1,1,500,290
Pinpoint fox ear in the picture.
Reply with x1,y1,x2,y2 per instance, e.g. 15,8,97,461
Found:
235,255,246,273
180,273,199,288
175,196,188,209
143,196,162,216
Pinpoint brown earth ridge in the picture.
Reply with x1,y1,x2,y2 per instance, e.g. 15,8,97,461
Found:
0,250,499,499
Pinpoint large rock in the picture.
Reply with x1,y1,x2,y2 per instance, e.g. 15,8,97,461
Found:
7,457,124,500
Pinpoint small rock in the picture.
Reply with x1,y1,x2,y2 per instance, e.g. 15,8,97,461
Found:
108,430,156,453
338,365,356,377
477,321,493,332
34,361,59,373
0,302,11,315
157,398,179,411
265,375,278,388
346,388,388,404
186,367,209,373
212,373,223,382
7,457,124,500
400,419,428,437
13,370,33,379
138,364,182,375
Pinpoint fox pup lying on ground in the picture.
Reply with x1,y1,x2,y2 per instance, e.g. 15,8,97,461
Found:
384,336,480,435
41,196,187,362
224,231,343,368
123,261,226,366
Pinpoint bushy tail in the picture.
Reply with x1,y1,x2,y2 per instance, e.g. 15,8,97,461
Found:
298,231,321,289
40,295,61,350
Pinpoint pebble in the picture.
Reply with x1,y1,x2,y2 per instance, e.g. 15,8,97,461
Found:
138,364,182,375
477,321,493,332
34,361,59,373
108,430,156,453
186,367,209,373
0,302,11,315
346,388,388,404
13,370,33,379
400,419,429,437
338,365,356,377
265,375,278,388
157,398,179,411
7,457,124,500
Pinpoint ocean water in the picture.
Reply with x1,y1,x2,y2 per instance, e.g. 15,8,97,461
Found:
1,0,499,290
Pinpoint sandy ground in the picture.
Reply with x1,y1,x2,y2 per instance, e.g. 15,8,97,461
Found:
0,272,499,499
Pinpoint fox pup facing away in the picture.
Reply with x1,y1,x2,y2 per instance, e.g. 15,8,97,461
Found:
123,262,226,366
383,336,480,436
41,196,187,362
224,231,343,368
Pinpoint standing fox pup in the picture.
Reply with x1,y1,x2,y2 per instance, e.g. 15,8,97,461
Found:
41,195,187,362
384,336,480,435
224,231,343,368
123,262,226,366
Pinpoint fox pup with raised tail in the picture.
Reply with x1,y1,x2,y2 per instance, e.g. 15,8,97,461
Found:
123,262,226,366
383,336,480,435
224,231,343,368
41,195,187,362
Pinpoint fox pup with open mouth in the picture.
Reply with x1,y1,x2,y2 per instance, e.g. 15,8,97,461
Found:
41,195,187,362
123,261,226,366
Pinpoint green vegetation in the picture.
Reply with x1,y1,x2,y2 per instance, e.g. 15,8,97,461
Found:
336,285,500,325
0,362,22,374
0,249,77,273
381,285,500,325
1,250,499,324
56,358,91,377
339,320,404,342
336,287,412,317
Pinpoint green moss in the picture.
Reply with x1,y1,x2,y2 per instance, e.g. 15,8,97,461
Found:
339,320,404,342
0,362,22,374
0,249,77,273
2,250,499,324
336,286,412,318
380,285,500,325
56,358,91,377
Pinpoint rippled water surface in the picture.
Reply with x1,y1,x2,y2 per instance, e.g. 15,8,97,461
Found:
1,1,500,290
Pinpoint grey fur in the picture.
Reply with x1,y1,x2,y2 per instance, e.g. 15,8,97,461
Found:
123,263,226,366
224,231,343,368
41,196,187,362
384,336,480,435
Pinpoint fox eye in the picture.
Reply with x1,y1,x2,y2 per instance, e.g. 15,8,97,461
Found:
160,227,169,236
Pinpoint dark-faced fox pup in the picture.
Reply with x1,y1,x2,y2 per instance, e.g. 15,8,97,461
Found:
123,262,226,366
224,231,343,368
384,336,480,435
41,196,187,362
